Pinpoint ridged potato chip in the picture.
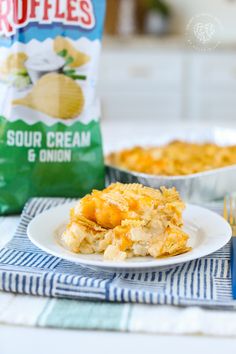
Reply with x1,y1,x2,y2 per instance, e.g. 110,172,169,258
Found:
0,52,28,74
54,36,90,68
12,73,84,119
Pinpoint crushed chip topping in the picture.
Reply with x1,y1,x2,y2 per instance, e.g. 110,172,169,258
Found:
107,141,236,176
62,183,190,261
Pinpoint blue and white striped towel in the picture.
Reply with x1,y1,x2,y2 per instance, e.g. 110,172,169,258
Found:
0,198,235,308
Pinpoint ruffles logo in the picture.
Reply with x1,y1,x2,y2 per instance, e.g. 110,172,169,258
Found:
0,0,95,36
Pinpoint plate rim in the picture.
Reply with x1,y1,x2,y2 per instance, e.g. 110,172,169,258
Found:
27,201,232,269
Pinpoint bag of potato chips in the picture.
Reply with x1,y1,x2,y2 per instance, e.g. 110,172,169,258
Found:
0,0,106,214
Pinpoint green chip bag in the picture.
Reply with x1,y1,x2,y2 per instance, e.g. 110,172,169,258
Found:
0,0,106,214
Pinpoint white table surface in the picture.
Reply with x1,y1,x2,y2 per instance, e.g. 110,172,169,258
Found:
1,326,236,354
1,121,236,353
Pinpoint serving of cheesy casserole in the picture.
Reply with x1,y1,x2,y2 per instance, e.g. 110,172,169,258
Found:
107,141,236,176
62,183,190,261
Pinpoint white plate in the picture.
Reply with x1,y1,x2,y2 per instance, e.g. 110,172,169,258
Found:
27,202,232,270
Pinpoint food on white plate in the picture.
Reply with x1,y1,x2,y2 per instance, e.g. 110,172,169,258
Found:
62,183,190,261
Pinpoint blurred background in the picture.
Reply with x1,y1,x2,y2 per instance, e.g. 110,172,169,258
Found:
98,0,236,125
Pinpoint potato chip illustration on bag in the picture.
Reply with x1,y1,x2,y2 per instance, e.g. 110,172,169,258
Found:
0,52,28,75
54,36,90,68
12,73,84,119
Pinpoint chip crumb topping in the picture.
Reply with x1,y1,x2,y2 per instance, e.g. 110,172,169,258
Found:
107,141,236,176
62,183,190,261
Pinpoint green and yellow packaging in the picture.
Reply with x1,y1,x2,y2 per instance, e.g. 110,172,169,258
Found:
0,0,106,214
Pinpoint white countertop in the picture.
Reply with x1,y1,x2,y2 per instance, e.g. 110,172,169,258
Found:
1,326,236,354
103,35,236,51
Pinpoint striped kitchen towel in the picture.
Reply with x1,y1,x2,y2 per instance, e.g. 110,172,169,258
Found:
0,198,235,308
